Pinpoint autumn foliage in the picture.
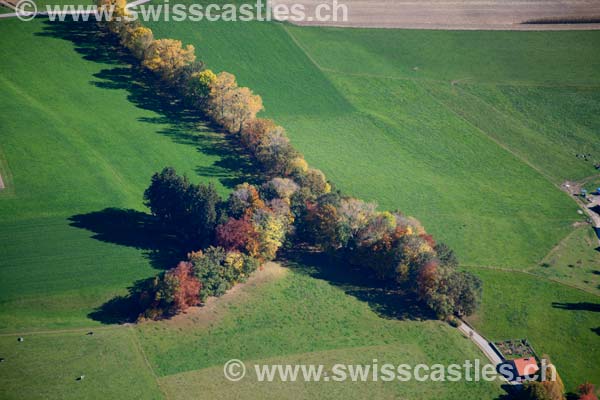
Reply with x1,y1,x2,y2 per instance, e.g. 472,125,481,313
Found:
136,261,201,319
104,2,483,323
216,216,260,257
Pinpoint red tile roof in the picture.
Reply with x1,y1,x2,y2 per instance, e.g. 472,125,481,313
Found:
513,357,539,377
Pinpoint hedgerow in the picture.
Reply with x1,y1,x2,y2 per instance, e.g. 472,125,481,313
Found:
97,0,482,320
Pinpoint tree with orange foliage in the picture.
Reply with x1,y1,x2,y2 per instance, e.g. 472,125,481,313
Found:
226,183,266,219
241,118,276,152
142,39,195,81
164,261,202,312
207,72,263,133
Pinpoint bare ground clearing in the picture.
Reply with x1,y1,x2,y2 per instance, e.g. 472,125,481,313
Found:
272,0,600,30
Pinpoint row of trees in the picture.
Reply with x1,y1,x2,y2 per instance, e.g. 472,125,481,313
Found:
99,0,481,320
296,192,481,317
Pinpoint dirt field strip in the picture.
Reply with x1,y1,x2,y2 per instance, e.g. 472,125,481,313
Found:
273,0,600,30
0,173,4,190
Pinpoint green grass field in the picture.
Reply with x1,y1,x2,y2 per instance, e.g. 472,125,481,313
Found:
0,328,163,399
0,18,259,332
1,10,600,399
136,264,504,399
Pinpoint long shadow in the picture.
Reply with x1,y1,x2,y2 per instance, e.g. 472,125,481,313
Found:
70,208,193,324
87,290,141,324
283,249,436,321
36,20,262,324
36,19,259,189
552,302,600,312
69,208,185,270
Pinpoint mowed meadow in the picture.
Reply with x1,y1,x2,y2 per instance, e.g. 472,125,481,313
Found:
0,9,599,400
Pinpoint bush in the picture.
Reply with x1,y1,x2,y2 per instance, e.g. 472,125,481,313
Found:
104,10,481,321
190,246,259,301
241,118,276,152
255,126,298,176
185,69,216,108
578,383,598,400
226,183,266,219
261,177,299,202
252,209,287,261
134,261,201,320
298,168,331,197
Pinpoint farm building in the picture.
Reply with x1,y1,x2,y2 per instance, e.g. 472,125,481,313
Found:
512,357,539,378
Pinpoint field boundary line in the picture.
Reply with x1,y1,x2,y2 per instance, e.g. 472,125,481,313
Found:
280,23,328,72
465,264,600,297
0,325,123,337
127,325,170,400
537,224,586,265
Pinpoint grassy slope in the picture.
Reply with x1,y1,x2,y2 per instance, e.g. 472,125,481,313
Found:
0,328,162,399
0,18,251,331
157,345,486,400
426,82,600,183
137,266,503,398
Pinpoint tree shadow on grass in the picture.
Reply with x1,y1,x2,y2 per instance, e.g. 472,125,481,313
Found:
69,208,186,270
69,207,190,324
283,249,436,321
36,19,259,190
552,302,600,312
88,291,141,324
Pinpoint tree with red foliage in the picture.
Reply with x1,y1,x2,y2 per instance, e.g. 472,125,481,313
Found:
215,216,260,257
165,261,202,311
578,383,598,400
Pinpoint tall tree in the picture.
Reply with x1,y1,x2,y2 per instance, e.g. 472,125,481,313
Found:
142,39,195,81
144,167,190,225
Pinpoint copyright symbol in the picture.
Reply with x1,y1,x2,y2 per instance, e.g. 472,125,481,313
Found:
223,359,246,382
15,0,37,21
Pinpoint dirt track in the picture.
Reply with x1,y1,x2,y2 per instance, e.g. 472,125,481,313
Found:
273,0,600,30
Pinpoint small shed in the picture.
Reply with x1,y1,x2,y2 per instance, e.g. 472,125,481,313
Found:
512,357,539,378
